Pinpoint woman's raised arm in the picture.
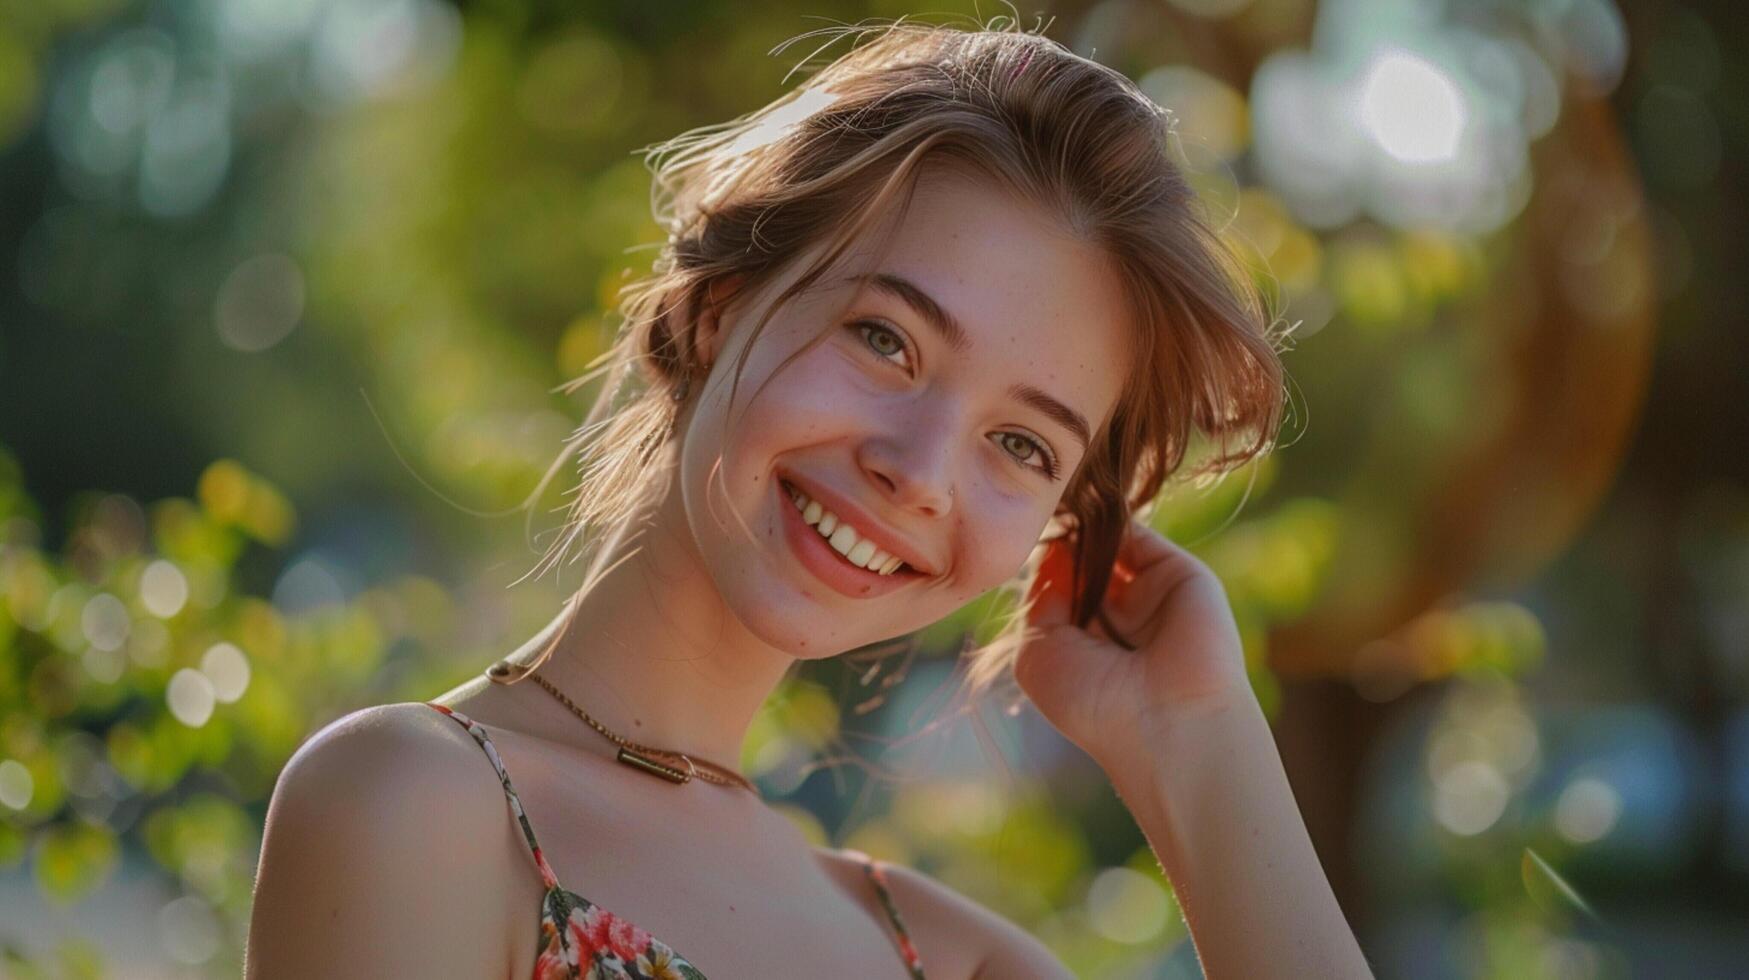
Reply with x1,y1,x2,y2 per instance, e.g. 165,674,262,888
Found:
1014,529,1375,979
1112,685,1375,979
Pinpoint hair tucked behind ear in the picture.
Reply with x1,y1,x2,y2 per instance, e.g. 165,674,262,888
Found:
489,15,1292,694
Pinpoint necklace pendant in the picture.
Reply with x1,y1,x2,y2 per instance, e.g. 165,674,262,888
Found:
616,747,691,784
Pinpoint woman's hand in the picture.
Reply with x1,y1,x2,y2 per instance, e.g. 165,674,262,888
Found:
1014,521,1377,979
1013,519,1255,770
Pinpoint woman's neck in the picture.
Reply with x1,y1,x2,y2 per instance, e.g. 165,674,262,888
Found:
511,489,797,773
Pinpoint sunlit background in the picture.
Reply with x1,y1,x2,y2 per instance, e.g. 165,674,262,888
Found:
1,0,1744,976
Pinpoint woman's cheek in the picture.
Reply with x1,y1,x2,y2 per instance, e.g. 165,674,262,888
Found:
763,352,886,431
944,503,1039,594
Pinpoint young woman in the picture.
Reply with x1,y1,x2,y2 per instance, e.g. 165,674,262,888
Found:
245,21,1373,980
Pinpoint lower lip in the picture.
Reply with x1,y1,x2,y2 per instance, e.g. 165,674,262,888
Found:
778,480,917,599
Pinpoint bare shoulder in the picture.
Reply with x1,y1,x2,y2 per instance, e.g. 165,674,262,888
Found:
822,849,1073,980
245,701,522,979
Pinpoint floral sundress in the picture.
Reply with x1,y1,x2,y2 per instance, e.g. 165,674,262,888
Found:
427,702,928,979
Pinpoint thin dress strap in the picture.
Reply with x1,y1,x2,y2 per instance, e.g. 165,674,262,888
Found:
845,849,928,979
426,702,563,893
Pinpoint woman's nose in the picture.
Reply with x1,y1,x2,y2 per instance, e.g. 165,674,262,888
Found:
856,421,955,518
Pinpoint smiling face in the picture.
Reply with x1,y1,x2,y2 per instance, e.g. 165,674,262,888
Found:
670,163,1133,659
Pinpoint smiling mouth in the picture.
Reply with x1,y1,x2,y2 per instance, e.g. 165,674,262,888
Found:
779,479,916,577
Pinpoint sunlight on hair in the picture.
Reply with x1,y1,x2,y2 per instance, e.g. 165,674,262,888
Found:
724,86,842,158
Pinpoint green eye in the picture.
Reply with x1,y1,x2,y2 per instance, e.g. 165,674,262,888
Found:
853,320,911,368
866,326,901,355
992,431,1059,479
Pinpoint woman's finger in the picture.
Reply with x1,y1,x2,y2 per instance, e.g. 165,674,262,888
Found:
1114,518,1196,579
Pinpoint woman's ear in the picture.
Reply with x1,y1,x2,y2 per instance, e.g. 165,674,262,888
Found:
695,274,747,366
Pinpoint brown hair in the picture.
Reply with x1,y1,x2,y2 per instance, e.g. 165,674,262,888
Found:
493,17,1291,694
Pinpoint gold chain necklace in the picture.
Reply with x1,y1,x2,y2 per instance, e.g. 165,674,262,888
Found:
526,670,757,793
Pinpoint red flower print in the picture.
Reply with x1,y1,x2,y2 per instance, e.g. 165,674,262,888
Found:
533,919,573,980
567,903,613,957
533,942,572,979
606,916,653,962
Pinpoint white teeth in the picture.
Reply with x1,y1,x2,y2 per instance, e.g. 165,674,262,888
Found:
827,523,859,557
785,482,911,576
847,539,877,568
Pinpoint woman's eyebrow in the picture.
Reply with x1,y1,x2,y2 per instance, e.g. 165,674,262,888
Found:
854,272,971,354
1009,382,1090,452
837,271,1092,452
